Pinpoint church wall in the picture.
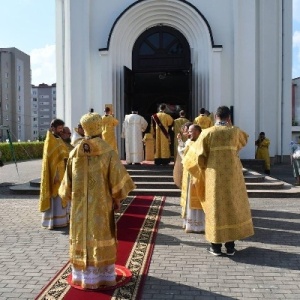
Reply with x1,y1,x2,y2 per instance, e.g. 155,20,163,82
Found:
56,0,292,160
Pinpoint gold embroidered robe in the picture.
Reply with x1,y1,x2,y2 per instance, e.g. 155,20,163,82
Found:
151,112,173,159
180,140,205,218
193,115,213,129
101,115,119,152
173,117,189,158
58,137,135,270
183,125,254,243
255,138,270,170
39,130,69,212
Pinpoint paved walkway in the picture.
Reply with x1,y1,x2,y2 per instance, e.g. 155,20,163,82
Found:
0,160,300,299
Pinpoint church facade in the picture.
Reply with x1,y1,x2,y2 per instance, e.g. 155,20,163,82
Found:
56,0,292,160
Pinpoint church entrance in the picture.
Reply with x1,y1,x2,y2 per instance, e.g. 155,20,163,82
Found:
124,25,192,132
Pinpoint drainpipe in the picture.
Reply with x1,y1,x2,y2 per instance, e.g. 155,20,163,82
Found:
280,0,284,163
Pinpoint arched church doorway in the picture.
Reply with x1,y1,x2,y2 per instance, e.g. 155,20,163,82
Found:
124,25,192,136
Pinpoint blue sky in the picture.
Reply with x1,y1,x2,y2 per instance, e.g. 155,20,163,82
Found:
0,0,300,84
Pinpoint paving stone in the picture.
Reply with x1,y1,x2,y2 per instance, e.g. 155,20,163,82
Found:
1,160,300,299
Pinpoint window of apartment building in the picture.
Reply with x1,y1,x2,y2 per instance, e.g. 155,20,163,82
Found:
33,117,37,121
40,108,50,112
5,83,8,88
18,125,21,130
5,94,8,100
18,66,21,71
18,106,21,111
6,115,9,121
5,104,9,110
32,91,37,95
40,95,49,99
40,115,50,118
5,72,9,78
18,116,21,122
33,98,37,101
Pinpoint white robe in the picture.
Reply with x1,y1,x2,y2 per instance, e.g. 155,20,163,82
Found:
122,113,148,164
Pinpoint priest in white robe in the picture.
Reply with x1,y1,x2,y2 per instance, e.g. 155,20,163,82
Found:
122,110,148,164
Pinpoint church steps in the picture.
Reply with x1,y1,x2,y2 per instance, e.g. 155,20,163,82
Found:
9,163,300,198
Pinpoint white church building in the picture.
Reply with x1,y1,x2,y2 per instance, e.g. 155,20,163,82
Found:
55,0,293,161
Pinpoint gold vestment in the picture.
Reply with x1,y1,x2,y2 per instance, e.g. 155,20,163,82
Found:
39,131,69,212
101,115,119,152
180,141,205,217
173,117,189,158
183,125,254,243
255,138,270,170
151,112,173,159
194,115,213,129
58,137,135,270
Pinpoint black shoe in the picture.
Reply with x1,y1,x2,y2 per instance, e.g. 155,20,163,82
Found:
226,248,236,256
207,247,222,256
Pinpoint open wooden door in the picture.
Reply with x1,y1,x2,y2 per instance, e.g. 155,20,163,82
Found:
123,66,134,115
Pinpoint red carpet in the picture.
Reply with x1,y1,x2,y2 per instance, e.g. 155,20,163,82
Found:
35,195,165,300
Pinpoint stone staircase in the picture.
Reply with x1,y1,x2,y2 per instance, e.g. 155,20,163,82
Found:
9,163,300,198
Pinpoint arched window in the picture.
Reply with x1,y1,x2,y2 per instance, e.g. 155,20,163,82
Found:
132,26,190,71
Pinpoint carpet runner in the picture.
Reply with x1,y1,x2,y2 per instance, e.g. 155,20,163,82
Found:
35,195,165,300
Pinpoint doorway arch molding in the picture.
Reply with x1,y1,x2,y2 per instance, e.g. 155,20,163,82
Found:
99,0,223,141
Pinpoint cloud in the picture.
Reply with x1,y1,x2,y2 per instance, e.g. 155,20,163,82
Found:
294,0,300,23
30,45,56,85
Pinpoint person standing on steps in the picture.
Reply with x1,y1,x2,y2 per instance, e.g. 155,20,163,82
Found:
172,110,190,159
183,105,254,256
122,109,148,165
102,106,119,153
194,108,213,130
151,103,173,165
255,132,271,175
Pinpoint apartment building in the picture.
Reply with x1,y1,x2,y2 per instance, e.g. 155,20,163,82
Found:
292,77,300,143
0,48,32,142
31,83,56,140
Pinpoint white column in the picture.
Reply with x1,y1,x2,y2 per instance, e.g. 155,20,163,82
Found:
56,0,91,128
210,48,222,113
233,0,256,159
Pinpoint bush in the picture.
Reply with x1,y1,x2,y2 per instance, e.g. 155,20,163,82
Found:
0,141,44,163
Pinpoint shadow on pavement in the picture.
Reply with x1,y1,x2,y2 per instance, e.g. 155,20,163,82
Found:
230,247,300,271
142,276,236,299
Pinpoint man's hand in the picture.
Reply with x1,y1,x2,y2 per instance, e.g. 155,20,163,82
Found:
113,199,121,212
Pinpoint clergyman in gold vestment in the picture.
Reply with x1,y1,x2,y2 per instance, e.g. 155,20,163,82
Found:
151,103,173,165
183,106,254,256
102,106,119,153
172,110,189,158
39,118,70,229
59,112,135,289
